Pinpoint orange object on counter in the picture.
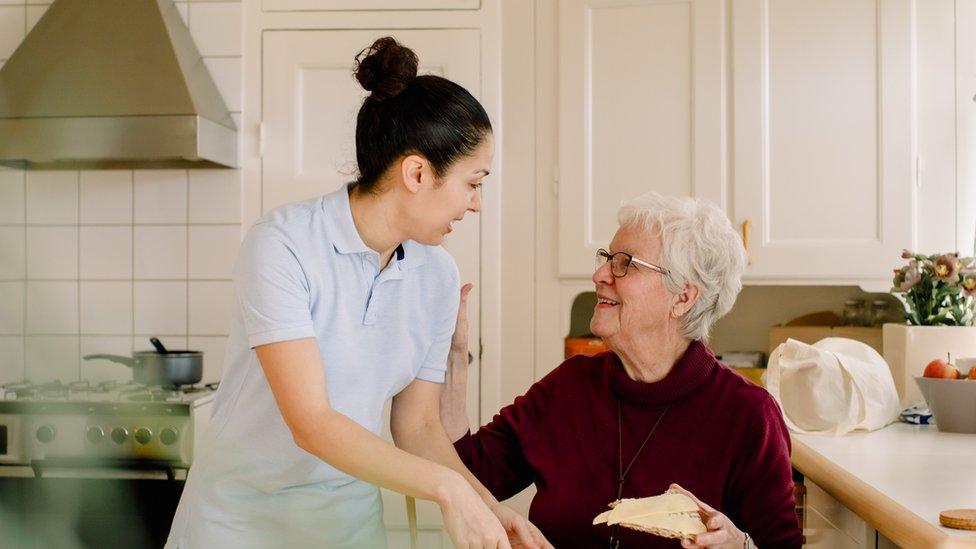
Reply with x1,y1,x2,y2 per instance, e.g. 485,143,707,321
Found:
564,336,608,359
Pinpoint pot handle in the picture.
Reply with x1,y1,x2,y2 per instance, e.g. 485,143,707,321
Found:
83,354,136,368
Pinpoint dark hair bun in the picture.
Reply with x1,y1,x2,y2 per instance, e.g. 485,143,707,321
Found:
354,37,419,100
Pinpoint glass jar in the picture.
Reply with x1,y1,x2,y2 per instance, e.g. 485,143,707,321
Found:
869,299,890,327
842,299,866,326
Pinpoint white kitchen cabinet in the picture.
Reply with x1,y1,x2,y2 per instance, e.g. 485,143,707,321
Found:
804,480,877,548
557,0,729,277
261,28,485,545
731,0,914,283
802,479,902,549
263,0,479,12
555,0,968,285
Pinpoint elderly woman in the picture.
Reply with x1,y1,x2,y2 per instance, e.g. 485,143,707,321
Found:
441,193,802,548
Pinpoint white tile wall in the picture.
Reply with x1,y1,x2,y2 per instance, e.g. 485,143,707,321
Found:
134,226,188,279
0,336,25,384
0,170,25,223
0,226,25,279
0,7,25,59
25,336,78,382
134,171,188,223
188,281,234,334
189,225,239,279
26,171,78,224
0,1,244,383
26,281,78,334
25,3,45,32
0,282,24,334
189,170,241,223
134,281,188,336
80,171,132,224
26,226,78,279
79,226,132,279
80,281,132,335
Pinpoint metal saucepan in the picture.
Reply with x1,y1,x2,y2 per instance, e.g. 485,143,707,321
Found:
84,337,203,386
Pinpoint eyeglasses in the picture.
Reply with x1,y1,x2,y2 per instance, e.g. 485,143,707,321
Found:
596,248,671,280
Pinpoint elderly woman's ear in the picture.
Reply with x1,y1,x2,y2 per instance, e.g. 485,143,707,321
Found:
671,283,701,318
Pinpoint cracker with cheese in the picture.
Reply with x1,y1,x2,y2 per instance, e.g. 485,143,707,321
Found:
592,489,707,540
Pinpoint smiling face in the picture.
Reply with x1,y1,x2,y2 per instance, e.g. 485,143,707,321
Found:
590,224,680,350
400,135,493,246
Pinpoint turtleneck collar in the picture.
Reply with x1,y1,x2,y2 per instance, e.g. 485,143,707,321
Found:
606,340,716,406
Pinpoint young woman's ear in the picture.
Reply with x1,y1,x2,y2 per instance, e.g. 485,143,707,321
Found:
399,155,430,194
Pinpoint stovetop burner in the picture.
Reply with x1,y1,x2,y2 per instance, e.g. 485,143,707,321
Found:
1,379,220,403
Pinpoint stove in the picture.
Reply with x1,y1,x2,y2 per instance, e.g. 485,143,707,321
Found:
0,379,217,479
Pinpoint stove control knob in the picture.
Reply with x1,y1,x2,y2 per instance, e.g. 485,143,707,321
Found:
36,425,56,443
160,428,179,446
134,427,152,445
86,426,105,444
111,427,129,444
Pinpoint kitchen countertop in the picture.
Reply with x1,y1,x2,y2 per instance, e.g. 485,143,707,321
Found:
791,422,976,547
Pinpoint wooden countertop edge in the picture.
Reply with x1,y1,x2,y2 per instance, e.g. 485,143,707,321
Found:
790,435,952,548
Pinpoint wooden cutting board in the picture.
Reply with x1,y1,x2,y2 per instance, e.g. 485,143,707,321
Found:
940,509,976,531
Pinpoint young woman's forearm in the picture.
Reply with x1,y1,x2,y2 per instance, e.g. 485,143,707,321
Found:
394,415,499,507
294,408,464,505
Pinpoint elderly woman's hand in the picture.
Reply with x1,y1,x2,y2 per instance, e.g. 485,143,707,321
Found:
440,283,474,442
670,484,748,549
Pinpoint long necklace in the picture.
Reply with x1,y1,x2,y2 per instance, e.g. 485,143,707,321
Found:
608,401,670,549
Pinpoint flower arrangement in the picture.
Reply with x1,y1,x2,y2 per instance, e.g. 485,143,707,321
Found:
892,250,976,326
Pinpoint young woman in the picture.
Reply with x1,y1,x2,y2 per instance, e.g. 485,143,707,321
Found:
166,37,550,549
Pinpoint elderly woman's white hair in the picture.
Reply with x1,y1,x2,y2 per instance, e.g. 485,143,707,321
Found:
618,192,747,342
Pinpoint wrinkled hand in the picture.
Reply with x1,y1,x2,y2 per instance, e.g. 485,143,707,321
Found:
451,283,474,356
441,283,474,442
490,502,554,549
670,484,747,549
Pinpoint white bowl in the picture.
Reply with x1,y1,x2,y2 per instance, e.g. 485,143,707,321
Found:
913,376,976,434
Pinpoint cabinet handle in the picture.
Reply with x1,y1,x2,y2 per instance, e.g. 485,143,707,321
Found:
741,220,752,266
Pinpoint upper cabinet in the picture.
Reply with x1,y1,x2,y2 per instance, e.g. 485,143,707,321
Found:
262,0,478,11
558,0,729,277
557,0,964,285
731,0,914,284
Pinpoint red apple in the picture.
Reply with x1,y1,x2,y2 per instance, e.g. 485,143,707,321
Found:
969,366,976,380
923,358,960,379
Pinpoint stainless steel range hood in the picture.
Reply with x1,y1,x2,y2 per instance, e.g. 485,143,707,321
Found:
0,0,238,170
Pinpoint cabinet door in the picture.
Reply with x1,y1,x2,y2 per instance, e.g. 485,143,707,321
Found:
263,0,478,12
804,480,876,548
263,29,482,545
558,0,729,277
732,0,914,282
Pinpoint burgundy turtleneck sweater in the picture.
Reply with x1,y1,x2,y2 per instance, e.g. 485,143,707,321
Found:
454,341,802,548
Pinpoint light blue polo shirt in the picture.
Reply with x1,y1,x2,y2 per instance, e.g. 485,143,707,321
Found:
167,183,460,548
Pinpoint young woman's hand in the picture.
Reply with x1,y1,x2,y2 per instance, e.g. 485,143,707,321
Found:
670,484,748,549
438,474,511,548
489,502,555,549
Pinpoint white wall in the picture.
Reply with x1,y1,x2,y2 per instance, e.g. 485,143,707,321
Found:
0,0,244,386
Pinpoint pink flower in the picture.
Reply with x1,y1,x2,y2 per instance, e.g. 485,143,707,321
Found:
901,249,914,259
900,265,922,291
934,254,960,281
962,272,976,297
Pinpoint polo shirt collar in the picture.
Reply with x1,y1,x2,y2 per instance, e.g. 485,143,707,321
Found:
324,183,427,269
